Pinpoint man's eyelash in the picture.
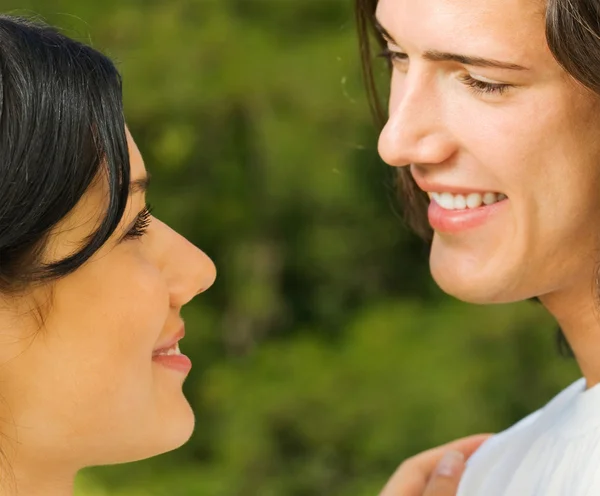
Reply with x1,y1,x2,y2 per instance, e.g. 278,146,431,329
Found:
124,204,153,240
458,74,512,95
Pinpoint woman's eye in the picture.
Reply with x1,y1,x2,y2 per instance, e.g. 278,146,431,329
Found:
459,74,512,96
123,204,154,241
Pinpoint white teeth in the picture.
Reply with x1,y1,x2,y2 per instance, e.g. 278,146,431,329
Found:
453,194,467,210
156,342,181,356
431,191,506,210
466,193,482,209
482,192,497,205
435,192,455,210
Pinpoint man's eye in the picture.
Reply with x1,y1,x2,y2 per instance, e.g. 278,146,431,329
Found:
459,74,512,96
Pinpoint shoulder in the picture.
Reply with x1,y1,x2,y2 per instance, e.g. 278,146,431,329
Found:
469,378,585,464
458,378,587,496
463,408,542,476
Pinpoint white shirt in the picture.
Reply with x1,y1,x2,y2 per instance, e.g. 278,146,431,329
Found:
458,378,600,496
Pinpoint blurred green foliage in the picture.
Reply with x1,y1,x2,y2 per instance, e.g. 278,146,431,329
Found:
0,0,580,494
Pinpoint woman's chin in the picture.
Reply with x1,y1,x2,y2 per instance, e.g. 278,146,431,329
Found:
116,401,196,464
154,401,196,454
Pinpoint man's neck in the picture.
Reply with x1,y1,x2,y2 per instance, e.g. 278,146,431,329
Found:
541,280,600,388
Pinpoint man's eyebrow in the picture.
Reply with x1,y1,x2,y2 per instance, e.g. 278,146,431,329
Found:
130,174,151,194
373,16,529,71
423,50,528,71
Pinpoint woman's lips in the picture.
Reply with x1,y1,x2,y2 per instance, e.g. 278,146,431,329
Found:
152,328,191,374
427,196,509,233
152,353,192,374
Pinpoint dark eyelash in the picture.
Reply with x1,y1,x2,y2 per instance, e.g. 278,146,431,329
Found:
124,204,153,240
459,74,511,95
378,47,408,64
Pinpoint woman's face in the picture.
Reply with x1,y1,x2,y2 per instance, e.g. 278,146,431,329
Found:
0,128,216,475
377,0,600,304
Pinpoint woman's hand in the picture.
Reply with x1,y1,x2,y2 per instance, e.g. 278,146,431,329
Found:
379,434,492,496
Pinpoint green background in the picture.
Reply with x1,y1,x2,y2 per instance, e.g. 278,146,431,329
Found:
0,1,580,495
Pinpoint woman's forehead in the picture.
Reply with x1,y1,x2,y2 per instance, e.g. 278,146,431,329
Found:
125,126,148,181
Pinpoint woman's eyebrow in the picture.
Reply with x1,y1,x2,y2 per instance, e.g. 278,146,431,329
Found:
373,16,529,71
129,174,151,195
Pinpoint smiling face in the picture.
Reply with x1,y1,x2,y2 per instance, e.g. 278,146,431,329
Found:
376,0,600,304
0,127,216,478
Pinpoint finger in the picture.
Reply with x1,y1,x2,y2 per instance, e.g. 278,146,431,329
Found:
404,433,492,471
423,450,465,496
379,434,491,496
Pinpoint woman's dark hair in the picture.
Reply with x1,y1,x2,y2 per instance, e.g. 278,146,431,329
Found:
0,15,130,291
354,0,592,356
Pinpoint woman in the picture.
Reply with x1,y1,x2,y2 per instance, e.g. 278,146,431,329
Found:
0,15,216,496
356,0,600,495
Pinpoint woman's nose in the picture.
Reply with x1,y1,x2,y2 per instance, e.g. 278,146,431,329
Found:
163,227,217,308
